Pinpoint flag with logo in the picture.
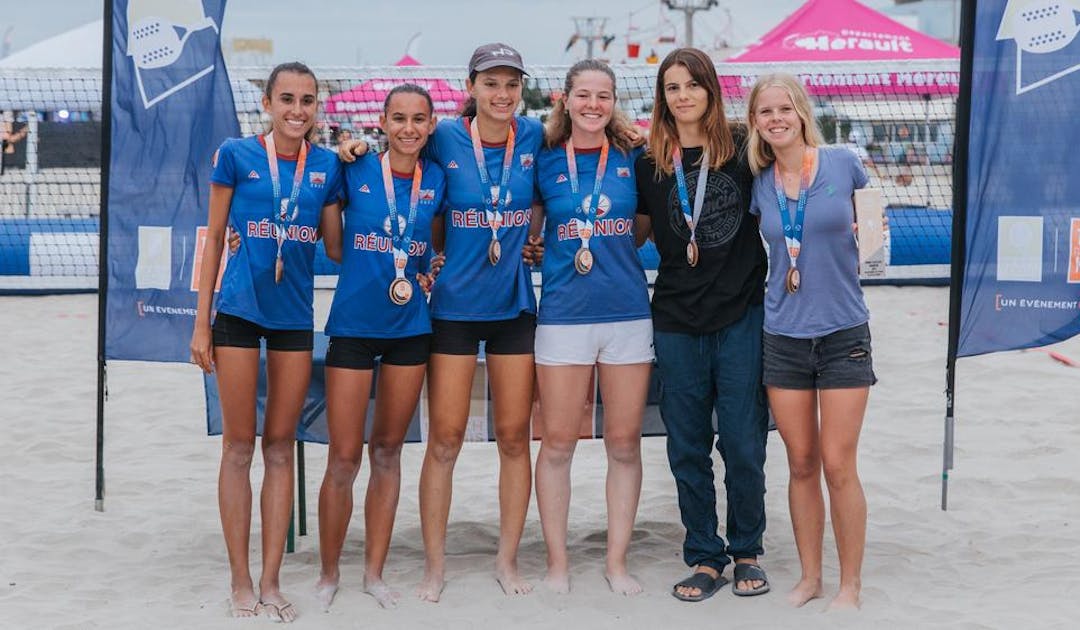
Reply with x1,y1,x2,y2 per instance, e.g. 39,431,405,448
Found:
106,0,239,361
958,0,1080,356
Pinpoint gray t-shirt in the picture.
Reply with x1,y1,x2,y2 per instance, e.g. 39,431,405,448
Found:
750,146,869,338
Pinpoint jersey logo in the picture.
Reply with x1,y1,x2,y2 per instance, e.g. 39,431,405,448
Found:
359,184,371,193
519,153,534,168
211,149,220,168
419,188,435,201
247,169,259,180
616,167,630,178
447,160,459,169
309,171,326,186
556,174,568,184
582,193,612,218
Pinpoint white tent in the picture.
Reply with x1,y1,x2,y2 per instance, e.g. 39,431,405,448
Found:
0,20,103,69
0,17,263,114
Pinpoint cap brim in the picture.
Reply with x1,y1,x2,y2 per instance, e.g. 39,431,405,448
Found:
471,61,528,75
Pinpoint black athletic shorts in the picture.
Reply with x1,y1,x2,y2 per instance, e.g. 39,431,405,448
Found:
429,313,536,356
212,312,313,351
325,334,432,370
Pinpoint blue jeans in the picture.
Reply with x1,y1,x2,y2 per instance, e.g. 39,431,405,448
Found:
653,304,768,573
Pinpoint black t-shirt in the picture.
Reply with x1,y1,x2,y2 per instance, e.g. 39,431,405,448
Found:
635,132,766,334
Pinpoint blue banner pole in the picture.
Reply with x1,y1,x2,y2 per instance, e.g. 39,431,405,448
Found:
943,0,977,511
96,0,115,513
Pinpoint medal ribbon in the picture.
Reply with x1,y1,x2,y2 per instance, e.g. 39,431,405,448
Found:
772,147,815,269
565,137,609,250
265,132,308,264
469,117,516,243
381,152,423,280
672,147,709,245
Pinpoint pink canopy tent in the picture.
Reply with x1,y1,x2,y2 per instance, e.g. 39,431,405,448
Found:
324,56,467,120
720,0,960,97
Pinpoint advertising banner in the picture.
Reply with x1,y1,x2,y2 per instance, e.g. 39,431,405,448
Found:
958,0,1080,356
106,0,238,361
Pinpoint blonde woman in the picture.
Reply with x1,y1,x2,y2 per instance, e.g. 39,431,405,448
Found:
747,73,875,610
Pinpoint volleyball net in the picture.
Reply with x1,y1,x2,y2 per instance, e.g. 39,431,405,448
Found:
0,58,957,292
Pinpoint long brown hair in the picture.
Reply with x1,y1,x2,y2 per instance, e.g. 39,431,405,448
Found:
647,48,734,177
544,59,634,155
458,70,482,118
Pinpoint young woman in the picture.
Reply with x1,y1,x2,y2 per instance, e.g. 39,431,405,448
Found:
413,42,543,602
746,73,875,610
190,62,344,623
337,43,543,602
634,48,770,602
314,84,445,611
531,59,651,596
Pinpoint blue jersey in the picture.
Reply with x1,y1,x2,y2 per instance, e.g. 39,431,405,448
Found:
535,143,650,325
210,135,343,330
426,116,542,321
325,152,446,338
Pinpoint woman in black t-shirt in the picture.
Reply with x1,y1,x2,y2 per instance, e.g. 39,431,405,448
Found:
634,47,770,602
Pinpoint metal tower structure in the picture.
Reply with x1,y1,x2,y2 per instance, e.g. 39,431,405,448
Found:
662,0,719,48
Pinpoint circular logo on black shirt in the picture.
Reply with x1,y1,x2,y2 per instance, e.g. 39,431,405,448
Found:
668,170,744,248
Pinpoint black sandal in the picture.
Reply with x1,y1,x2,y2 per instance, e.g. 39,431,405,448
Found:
732,563,770,596
672,571,729,602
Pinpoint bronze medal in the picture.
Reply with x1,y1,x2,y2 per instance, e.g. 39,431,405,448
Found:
274,256,284,284
785,267,801,294
574,247,594,275
389,277,413,305
488,239,501,265
686,241,699,267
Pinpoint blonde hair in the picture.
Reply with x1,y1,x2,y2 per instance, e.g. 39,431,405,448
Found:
745,73,823,174
544,59,634,155
646,48,735,178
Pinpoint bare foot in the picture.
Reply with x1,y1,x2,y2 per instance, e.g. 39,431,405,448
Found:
605,572,644,596
259,590,297,623
495,562,533,596
229,585,259,618
416,569,445,603
543,570,570,594
827,586,861,611
314,577,338,612
786,577,824,608
364,577,401,609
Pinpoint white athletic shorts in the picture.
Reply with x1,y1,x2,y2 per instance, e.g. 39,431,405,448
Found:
534,318,655,366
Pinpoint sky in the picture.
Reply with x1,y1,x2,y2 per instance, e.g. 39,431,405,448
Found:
0,0,909,67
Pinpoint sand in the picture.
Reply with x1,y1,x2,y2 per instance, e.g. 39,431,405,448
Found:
2,286,1079,629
